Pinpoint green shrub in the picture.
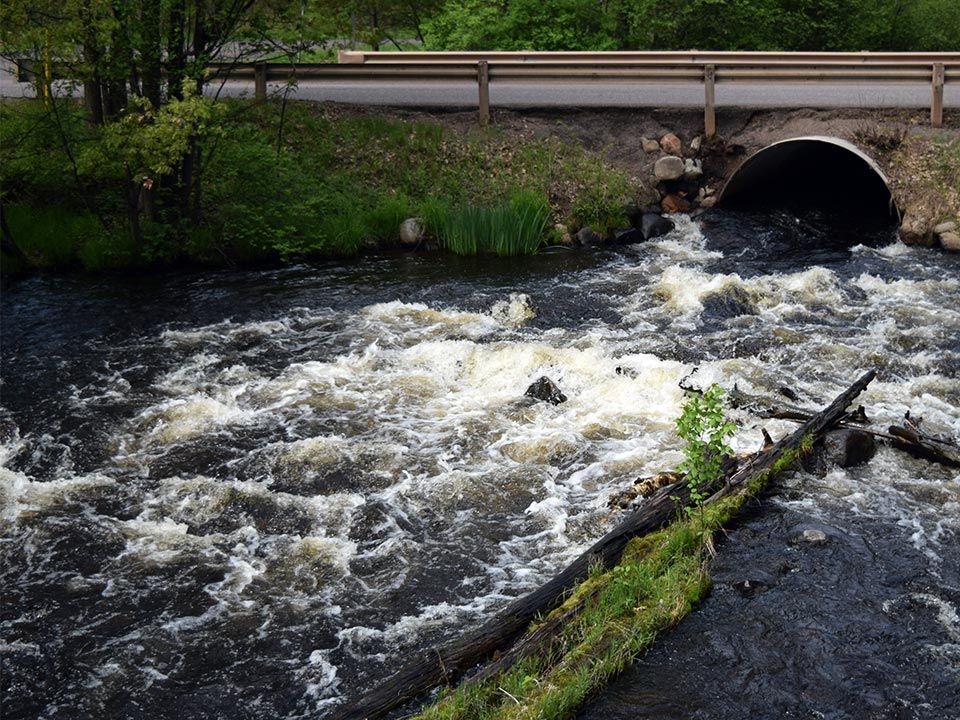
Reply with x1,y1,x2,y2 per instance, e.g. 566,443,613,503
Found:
675,384,737,521
3,204,128,270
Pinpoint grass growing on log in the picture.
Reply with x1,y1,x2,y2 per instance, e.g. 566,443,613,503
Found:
414,438,812,720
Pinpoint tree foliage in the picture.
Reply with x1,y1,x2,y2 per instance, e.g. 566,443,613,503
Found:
421,0,960,51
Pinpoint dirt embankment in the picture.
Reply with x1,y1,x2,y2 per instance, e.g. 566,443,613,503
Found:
343,103,960,248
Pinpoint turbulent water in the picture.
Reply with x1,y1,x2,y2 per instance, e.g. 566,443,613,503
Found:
2,211,959,719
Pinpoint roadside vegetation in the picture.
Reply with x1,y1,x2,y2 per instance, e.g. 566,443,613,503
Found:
1,98,635,272
2,0,958,274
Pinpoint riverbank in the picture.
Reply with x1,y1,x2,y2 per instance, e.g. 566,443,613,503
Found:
0,98,638,273
2,99,958,275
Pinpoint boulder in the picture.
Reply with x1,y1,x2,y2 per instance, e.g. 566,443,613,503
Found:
654,155,685,182
801,429,876,475
641,137,661,154
683,158,703,181
933,221,959,251
940,231,960,251
661,194,693,214
660,133,683,155
610,227,643,245
640,213,675,240
699,196,718,209
900,214,933,247
399,218,424,248
576,227,604,247
700,286,757,320
525,376,567,406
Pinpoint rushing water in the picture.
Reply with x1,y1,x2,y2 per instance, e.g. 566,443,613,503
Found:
2,211,959,719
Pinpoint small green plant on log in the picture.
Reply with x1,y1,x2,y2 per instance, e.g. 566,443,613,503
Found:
675,384,736,525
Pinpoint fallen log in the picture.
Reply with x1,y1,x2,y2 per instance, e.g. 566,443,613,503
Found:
333,369,876,720
889,413,960,468
771,407,959,469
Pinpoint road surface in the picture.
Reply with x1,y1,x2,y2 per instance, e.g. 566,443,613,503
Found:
3,61,957,111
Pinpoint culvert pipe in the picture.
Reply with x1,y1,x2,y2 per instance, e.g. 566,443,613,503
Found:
719,136,898,220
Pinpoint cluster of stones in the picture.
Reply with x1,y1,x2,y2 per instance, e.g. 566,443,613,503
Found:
645,132,717,214
900,215,960,252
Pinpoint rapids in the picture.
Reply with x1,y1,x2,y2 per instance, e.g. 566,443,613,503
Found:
1,210,959,718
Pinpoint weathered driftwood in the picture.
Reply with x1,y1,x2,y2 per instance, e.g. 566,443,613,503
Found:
333,369,876,720
889,413,960,468
771,405,959,469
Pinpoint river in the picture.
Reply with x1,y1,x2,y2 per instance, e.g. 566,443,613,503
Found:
2,210,959,719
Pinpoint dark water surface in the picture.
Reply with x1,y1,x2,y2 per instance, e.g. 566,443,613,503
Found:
2,211,958,719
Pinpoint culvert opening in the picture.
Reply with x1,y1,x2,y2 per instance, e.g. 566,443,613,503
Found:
720,137,898,222
700,138,900,270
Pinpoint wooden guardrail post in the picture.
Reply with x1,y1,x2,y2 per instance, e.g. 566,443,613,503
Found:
254,63,267,101
932,62,945,127
704,64,717,138
478,60,490,126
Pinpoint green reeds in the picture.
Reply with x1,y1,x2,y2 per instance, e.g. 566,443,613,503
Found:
436,192,549,257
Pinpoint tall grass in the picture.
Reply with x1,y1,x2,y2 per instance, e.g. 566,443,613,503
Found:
437,192,549,257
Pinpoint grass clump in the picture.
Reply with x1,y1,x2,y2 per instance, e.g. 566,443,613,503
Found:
436,191,550,257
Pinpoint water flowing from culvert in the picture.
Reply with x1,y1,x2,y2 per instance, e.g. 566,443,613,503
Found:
1,210,958,719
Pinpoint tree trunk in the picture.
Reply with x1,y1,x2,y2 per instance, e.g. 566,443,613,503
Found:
167,0,186,99
140,0,162,106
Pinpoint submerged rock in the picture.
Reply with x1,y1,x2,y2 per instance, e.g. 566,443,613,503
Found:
701,286,757,320
800,529,829,544
732,573,776,596
801,429,877,475
640,213,675,240
525,376,568,406
822,429,876,467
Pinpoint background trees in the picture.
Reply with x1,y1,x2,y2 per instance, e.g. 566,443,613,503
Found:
420,0,960,52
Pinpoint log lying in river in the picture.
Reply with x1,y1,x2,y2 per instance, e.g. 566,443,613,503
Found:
889,413,960,468
333,369,877,720
760,403,959,470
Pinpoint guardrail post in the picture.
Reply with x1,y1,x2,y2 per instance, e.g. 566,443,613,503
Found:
704,64,717,138
478,60,490,126
254,63,267,101
931,62,944,127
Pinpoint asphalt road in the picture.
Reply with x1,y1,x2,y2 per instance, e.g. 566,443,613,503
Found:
3,61,957,111
221,79,960,110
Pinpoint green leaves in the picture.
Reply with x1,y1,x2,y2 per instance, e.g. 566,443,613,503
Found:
675,383,736,516
98,79,223,182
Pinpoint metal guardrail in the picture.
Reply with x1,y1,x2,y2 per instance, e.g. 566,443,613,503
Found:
14,51,956,134
213,51,958,134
